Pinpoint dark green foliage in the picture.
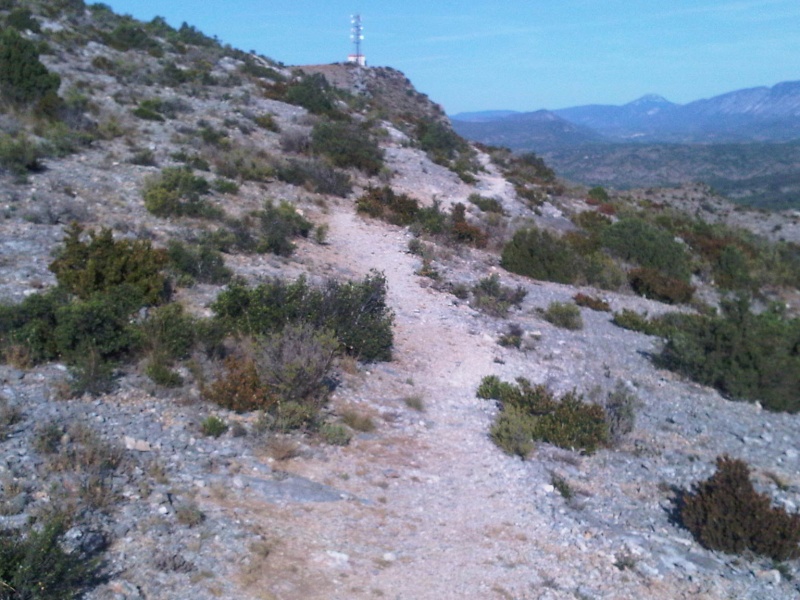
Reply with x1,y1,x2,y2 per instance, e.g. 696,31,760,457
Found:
0,516,101,599
541,301,583,330
145,361,183,387
0,132,44,176
601,218,691,281
478,377,609,455
212,271,394,362
356,186,419,226
167,240,231,285
200,415,228,438
468,193,504,214
141,303,195,361
310,120,383,175
656,297,800,412
49,223,168,305
275,158,352,196
470,274,526,318
587,186,610,203
258,200,313,256
107,23,160,53
628,268,695,304
53,286,142,365
680,456,800,561
285,73,338,116
416,118,465,162
0,27,60,107
6,8,41,33
501,226,582,284
143,167,220,218
212,178,239,194
172,21,217,47
0,288,66,364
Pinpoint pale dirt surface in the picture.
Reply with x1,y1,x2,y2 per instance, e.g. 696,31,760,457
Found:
191,168,737,600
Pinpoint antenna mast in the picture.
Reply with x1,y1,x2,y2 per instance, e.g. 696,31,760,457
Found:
349,14,365,66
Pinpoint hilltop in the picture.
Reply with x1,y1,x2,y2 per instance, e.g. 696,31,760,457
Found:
1,3,800,599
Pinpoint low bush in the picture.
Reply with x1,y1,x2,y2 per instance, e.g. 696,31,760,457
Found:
275,158,352,196
49,223,169,304
202,357,275,413
356,186,420,226
201,415,228,438
310,120,383,175
285,73,338,116
628,268,694,304
143,167,220,218
679,456,800,561
479,377,608,456
0,27,61,108
212,272,394,362
501,226,581,284
468,194,504,214
573,293,610,312
251,323,338,409
319,422,352,446
656,296,800,412
258,200,313,256
601,217,691,282
0,515,102,599
450,203,487,248
167,240,232,285
470,274,526,318
541,301,583,330
604,382,637,445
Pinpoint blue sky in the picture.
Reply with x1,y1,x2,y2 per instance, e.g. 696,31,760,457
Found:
100,1,800,114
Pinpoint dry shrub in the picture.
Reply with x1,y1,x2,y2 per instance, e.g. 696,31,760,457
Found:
202,356,275,413
573,293,611,312
680,456,800,561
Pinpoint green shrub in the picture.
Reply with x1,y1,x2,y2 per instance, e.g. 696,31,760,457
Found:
0,516,101,599
656,297,800,412
107,23,160,53
275,158,352,196
49,223,169,304
140,303,195,362
201,415,228,438
6,8,41,33
356,186,420,225
143,167,220,218
601,218,691,282
285,73,338,116
680,456,800,561
319,423,352,446
212,271,394,362
253,113,280,132
541,301,583,330
0,288,65,365
470,274,526,318
468,194,504,214
257,200,313,256
611,309,655,334
53,286,142,364
310,120,383,175
628,268,694,304
501,227,581,284
167,240,232,285
212,178,239,194
587,186,610,203
0,27,60,107
479,377,608,455
0,132,45,176
145,361,183,387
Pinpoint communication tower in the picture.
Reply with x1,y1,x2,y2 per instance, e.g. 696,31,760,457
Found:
348,14,366,66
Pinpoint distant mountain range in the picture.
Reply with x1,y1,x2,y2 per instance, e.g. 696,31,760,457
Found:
451,81,800,208
451,80,800,150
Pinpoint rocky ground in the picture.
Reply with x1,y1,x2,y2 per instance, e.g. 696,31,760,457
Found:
1,12,800,598
3,127,800,599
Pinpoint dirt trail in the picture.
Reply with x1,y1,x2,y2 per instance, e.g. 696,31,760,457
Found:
242,205,699,600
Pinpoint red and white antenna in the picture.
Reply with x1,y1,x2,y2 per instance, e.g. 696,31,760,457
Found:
349,14,365,66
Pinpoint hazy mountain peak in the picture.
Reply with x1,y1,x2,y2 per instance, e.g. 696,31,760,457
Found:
626,94,674,107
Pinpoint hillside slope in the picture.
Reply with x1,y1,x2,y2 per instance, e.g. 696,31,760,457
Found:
1,3,800,600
